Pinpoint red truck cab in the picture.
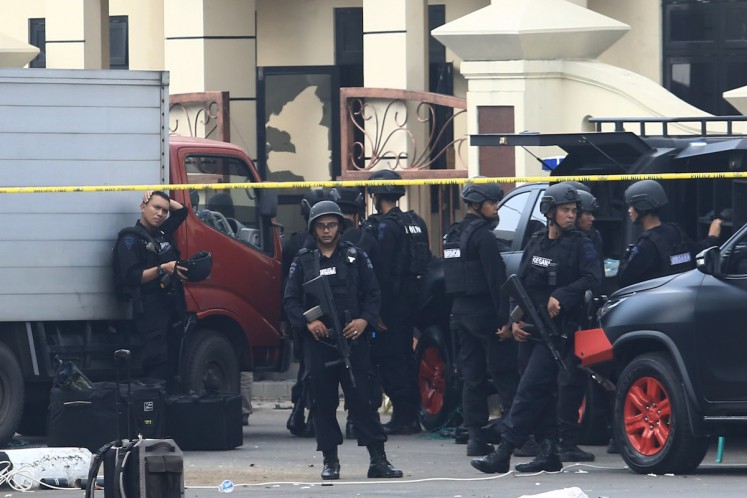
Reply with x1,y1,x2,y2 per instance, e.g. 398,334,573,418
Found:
168,136,288,393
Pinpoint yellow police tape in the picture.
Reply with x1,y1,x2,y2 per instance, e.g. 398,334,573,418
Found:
3,171,747,194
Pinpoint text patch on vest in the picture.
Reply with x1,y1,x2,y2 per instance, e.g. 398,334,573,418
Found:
443,248,460,259
670,252,692,266
532,256,552,267
320,267,337,276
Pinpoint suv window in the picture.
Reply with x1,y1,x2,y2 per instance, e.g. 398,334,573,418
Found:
524,193,547,249
724,234,747,276
185,155,266,251
495,191,531,248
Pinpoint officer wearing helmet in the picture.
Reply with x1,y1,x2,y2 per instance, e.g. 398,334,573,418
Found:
283,200,402,481
283,189,337,437
444,179,519,456
366,169,431,435
618,180,721,287
472,182,602,475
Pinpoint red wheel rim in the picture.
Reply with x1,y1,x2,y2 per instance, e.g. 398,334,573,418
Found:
418,346,446,416
623,376,672,456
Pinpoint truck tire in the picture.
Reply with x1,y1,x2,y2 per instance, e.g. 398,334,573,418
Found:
615,352,709,474
0,342,23,447
415,328,461,431
180,330,240,395
578,380,611,445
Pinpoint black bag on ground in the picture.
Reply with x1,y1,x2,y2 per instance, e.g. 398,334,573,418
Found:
165,393,243,450
48,382,119,452
119,379,166,440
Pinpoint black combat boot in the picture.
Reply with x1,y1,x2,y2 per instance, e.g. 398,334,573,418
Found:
366,443,403,478
558,440,595,462
515,438,563,473
286,403,305,436
466,426,494,456
321,448,340,480
470,439,515,474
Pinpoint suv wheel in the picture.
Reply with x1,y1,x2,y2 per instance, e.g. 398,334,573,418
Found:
615,352,709,474
415,327,460,431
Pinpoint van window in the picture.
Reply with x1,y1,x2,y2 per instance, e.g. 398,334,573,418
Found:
495,191,531,248
185,155,265,251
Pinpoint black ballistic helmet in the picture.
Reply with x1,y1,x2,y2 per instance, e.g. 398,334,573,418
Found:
300,189,332,220
625,180,668,212
461,180,504,204
179,251,212,282
367,170,405,197
308,200,344,233
539,182,582,215
577,190,599,214
331,186,365,213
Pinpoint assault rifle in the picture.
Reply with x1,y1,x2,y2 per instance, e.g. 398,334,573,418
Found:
503,274,568,374
303,275,356,387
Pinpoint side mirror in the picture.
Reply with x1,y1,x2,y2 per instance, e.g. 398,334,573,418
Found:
696,246,720,276
259,189,278,218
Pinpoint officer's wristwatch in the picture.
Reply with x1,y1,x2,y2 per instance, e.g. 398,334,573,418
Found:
157,265,165,276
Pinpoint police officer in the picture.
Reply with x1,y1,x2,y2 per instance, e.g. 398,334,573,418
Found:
471,182,602,474
114,191,188,385
283,201,402,480
445,181,518,456
556,188,602,463
283,189,334,437
618,180,721,287
367,169,431,434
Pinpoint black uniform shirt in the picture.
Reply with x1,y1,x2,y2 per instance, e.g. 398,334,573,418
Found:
451,213,509,325
115,207,187,296
283,241,381,333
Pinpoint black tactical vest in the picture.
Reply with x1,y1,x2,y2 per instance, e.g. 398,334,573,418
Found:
520,230,582,304
443,217,490,296
639,224,695,278
386,210,431,277
297,243,361,321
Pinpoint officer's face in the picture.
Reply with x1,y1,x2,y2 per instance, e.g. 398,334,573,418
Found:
554,203,577,230
478,200,500,220
313,215,340,245
628,206,639,223
577,211,594,231
141,196,170,229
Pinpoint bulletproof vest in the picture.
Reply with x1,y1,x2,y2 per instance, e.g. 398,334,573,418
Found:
639,223,695,278
113,224,179,301
443,217,490,296
519,230,581,304
385,209,431,277
297,242,360,322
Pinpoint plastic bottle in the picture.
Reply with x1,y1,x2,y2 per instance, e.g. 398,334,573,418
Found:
218,480,235,493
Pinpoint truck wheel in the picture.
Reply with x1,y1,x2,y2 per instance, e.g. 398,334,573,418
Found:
0,342,24,447
578,380,611,445
415,328,460,431
181,330,240,395
615,352,709,474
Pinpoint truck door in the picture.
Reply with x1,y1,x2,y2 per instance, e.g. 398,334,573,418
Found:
176,152,282,363
694,229,747,403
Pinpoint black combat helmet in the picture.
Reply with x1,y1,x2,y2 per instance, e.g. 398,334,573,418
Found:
461,180,504,204
300,189,334,220
179,251,212,282
539,182,582,215
577,190,599,214
566,181,591,194
625,180,668,212
331,186,365,213
307,200,345,233
367,170,405,197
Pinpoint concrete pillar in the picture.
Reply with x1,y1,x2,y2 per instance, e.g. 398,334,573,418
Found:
362,0,428,211
45,0,109,69
164,0,257,158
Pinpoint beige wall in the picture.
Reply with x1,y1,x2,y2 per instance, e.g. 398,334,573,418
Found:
590,0,662,84
111,0,164,70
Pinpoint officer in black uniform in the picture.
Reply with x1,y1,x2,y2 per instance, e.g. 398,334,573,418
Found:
283,200,402,480
283,189,335,437
471,182,602,474
367,169,431,435
114,191,188,384
555,188,602,463
444,181,518,456
618,180,721,288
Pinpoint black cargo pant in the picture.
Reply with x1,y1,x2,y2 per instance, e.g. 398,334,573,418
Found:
134,296,180,384
502,338,562,447
453,312,519,429
303,333,386,452
557,344,586,446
